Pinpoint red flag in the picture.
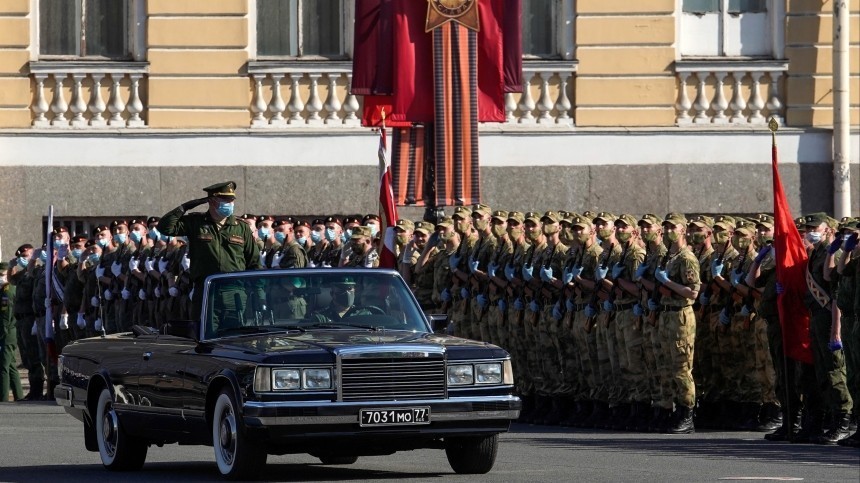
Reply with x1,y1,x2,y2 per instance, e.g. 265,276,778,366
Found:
378,126,398,269
772,142,814,364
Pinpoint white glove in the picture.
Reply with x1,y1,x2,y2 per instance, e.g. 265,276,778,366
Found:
103,289,113,301
169,286,180,297
158,259,168,273
138,289,146,300
121,288,131,300
91,296,100,307
31,321,38,335
259,250,268,267
59,313,69,330
96,265,105,279
111,261,122,277
189,288,194,301
181,254,191,271
154,287,161,298
94,318,103,332
308,260,317,268
76,313,86,329
144,257,154,272
272,251,285,267
128,257,139,272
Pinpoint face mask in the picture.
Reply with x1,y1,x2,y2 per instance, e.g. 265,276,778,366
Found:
597,228,614,241
88,254,100,265
160,234,172,243
575,232,590,245
351,241,365,253
368,224,379,237
113,233,127,244
71,248,83,259
732,235,752,251
130,230,144,244
258,227,270,239
333,289,355,307
441,231,455,241
296,236,307,246
757,234,774,246
275,232,286,244
690,233,707,245
311,231,323,244
217,202,234,218
39,251,48,262
526,230,542,242
148,228,161,241
17,256,28,268
396,234,409,245
617,231,633,243
642,231,659,243
509,227,524,240
340,233,348,244
664,231,680,247
805,231,823,244
97,238,109,248
474,219,489,231
543,224,559,236
455,220,470,235
492,224,507,239
325,229,338,242
713,231,729,245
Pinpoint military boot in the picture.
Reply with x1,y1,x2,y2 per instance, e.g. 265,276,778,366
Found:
580,401,608,429
755,403,783,432
792,411,825,444
837,430,860,447
738,403,764,431
664,405,695,434
813,412,851,445
765,407,800,442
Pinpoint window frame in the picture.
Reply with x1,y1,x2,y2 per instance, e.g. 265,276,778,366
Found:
677,0,785,60
33,0,145,62
521,0,574,61
252,0,353,61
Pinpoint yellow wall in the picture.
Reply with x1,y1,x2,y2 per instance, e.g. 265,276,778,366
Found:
0,2,30,127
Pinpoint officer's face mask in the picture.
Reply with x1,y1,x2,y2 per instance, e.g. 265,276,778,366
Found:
17,256,28,268
367,224,379,238
474,218,489,231
574,232,590,245
663,230,680,248
492,223,507,239
597,227,614,242
542,223,559,236
38,251,48,262
757,233,774,246
130,230,144,244
508,227,524,240
258,227,270,239
396,233,409,245
332,287,355,307
617,231,633,244
311,230,323,244
805,231,823,244
275,232,287,244
71,248,83,260
148,228,161,241
88,254,100,265
296,236,308,246
216,201,234,218
690,232,708,246
732,234,752,252
325,228,338,243
113,233,127,244
526,228,542,242
713,231,730,245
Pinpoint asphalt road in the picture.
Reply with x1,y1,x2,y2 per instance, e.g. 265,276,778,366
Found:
1,402,857,482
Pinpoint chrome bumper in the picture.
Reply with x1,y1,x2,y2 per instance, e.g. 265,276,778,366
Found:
243,395,521,426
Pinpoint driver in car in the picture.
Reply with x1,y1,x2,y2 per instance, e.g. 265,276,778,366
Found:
308,277,376,323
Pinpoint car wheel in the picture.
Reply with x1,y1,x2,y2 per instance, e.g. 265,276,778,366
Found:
445,434,499,474
212,388,267,480
318,455,359,465
95,387,147,471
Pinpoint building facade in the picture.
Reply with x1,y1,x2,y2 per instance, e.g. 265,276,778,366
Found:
0,0,858,252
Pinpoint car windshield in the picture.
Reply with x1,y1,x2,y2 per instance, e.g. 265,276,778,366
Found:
202,271,430,339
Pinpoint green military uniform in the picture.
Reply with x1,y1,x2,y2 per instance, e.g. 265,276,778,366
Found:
637,214,668,429
410,221,437,310
308,278,373,324
158,181,261,324
835,221,860,442
1,273,24,402
468,207,498,342
343,226,379,268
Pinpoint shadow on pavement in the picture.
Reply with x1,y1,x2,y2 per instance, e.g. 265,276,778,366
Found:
0,461,444,482
510,425,859,467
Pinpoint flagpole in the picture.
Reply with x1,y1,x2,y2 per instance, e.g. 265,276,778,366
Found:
770,117,793,441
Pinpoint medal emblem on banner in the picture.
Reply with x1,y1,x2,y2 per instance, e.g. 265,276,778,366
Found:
425,0,480,32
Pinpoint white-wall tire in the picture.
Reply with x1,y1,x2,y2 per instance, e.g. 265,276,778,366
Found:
94,387,147,471
212,389,266,480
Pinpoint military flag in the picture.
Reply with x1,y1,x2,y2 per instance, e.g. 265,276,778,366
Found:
378,119,399,269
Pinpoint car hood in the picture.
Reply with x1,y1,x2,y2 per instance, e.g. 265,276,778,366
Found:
207,329,507,362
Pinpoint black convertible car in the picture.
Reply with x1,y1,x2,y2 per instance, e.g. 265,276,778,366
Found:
55,269,520,479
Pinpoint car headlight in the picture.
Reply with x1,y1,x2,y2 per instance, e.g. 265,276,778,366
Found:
272,369,301,390
447,364,474,386
302,369,332,389
475,363,502,384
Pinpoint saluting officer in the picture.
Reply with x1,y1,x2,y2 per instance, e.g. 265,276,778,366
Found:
158,181,261,324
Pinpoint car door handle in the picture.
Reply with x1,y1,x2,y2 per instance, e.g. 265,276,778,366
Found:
143,351,153,361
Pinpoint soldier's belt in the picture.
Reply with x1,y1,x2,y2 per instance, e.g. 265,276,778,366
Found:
614,302,636,311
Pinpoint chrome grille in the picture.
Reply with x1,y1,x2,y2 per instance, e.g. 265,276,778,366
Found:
339,358,446,401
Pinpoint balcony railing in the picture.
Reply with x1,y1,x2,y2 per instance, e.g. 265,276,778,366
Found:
674,60,789,126
28,62,149,128
247,60,577,128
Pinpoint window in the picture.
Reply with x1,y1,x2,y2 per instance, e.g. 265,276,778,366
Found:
39,0,130,58
256,0,345,58
681,0,770,57
522,0,558,58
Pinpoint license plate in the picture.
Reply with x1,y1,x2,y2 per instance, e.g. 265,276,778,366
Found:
359,407,431,427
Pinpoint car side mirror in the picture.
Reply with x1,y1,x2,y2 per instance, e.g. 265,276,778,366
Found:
162,319,198,340
426,313,448,333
